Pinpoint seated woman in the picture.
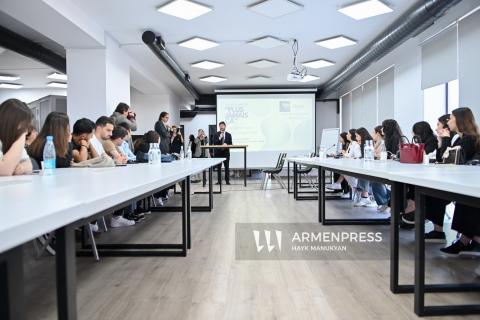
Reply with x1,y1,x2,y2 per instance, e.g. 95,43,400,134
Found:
371,119,405,213
401,121,439,224
437,107,480,255
0,99,34,176
372,125,384,159
28,112,72,168
353,127,375,207
325,132,350,192
71,118,99,163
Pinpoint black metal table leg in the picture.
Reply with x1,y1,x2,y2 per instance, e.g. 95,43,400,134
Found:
390,182,409,293
181,179,188,256
0,245,24,320
209,166,213,210
56,224,77,320
244,147,247,187
287,161,292,194
186,176,191,250
293,162,298,199
318,167,323,223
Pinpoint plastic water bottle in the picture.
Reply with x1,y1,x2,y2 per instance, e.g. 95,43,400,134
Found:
364,140,374,162
319,147,326,159
148,143,154,164
380,140,388,161
155,143,162,164
180,146,184,160
43,136,56,175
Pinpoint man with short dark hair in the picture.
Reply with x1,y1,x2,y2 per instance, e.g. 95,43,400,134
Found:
102,126,128,164
71,118,98,162
213,121,232,185
90,116,115,156
111,102,137,131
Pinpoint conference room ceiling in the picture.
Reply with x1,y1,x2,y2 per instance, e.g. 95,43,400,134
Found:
75,0,416,94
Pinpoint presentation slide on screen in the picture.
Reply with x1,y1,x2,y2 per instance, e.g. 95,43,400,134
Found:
217,94,315,168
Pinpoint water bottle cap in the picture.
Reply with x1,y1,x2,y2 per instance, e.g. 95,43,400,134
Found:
47,136,53,141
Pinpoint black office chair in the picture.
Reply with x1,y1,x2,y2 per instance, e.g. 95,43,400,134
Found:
262,153,287,190
296,153,317,190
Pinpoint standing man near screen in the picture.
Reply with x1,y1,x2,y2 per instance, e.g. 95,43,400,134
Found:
213,121,232,185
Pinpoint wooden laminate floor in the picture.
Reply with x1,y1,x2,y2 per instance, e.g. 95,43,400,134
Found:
23,178,480,320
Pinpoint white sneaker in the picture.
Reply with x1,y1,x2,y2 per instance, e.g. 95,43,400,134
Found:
110,216,135,228
475,265,480,277
354,197,372,207
341,192,351,199
377,204,390,212
325,182,342,190
153,197,164,207
90,223,99,232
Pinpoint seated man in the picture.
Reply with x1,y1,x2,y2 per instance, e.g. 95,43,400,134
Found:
71,118,99,163
117,122,137,162
90,116,113,156
102,126,128,164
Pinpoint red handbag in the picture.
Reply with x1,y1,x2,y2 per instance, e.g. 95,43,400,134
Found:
399,136,425,164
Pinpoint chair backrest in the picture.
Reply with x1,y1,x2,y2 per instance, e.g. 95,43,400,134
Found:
276,153,287,170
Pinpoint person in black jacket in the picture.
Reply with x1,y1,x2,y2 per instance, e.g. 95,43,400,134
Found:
154,111,171,154
440,107,480,255
213,121,232,185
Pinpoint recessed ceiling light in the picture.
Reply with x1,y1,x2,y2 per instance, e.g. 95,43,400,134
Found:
0,83,23,89
315,35,357,49
46,82,68,88
302,59,335,69
178,37,219,51
0,74,20,81
157,0,212,20
338,0,393,20
247,59,279,68
248,75,271,81
300,75,319,83
248,0,303,18
248,36,287,49
200,76,227,83
191,60,224,70
47,72,68,81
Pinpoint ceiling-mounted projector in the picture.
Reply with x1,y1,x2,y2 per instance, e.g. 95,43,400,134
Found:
287,39,307,82
287,70,305,82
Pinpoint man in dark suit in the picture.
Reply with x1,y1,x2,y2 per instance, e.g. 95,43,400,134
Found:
154,111,171,154
213,121,232,185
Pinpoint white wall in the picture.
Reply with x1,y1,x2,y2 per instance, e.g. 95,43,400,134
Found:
180,113,216,142
131,87,186,134
337,0,480,137
315,100,339,149
0,88,66,104
105,36,130,116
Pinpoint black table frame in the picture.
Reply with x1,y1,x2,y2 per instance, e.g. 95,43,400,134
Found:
0,174,193,320
201,146,247,187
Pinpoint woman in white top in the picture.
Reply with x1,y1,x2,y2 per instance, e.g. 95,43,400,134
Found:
0,99,34,176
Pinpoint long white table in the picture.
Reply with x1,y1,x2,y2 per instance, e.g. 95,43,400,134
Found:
287,157,480,317
0,158,223,320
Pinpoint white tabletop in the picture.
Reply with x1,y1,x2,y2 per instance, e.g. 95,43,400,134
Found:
287,157,480,198
0,158,223,253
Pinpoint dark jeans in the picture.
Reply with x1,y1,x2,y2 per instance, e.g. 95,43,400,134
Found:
425,196,450,227
216,154,230,183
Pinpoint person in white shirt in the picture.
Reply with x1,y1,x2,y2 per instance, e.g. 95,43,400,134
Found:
91,116,114,156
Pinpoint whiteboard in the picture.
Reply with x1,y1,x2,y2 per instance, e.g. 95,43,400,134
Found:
319,128,340,154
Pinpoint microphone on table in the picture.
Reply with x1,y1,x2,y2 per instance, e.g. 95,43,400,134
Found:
323,144,337,156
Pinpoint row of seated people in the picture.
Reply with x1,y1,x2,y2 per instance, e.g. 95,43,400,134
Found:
324,107,480,259
0,98,180,229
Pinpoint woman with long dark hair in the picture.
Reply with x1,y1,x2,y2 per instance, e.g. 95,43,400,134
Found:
0,99,34,175
370,124,391,212
371,125,384,159
353,128,375,207
382,119,404,157
325,132,351,191
439,107,480,254
28,112,72,168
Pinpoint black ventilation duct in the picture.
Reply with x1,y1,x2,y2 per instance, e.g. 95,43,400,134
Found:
142,30,200,100
0,25,66,73
318,0,462,98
